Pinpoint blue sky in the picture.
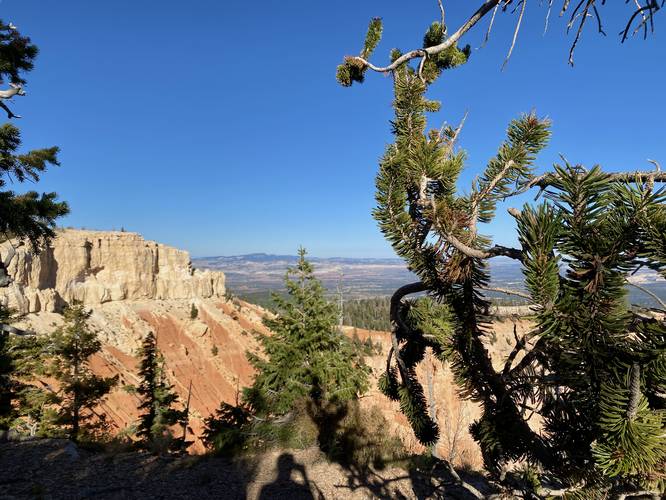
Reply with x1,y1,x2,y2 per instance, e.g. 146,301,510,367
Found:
3,1,665,258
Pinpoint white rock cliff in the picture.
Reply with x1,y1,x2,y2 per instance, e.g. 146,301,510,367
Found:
0,230,225,313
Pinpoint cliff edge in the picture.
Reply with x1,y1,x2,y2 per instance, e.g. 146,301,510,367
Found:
0,229,225,313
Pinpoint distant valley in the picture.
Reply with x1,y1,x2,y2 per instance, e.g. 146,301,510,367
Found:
193,254,666,308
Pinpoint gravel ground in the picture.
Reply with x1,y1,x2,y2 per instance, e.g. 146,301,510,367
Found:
0,439,490,499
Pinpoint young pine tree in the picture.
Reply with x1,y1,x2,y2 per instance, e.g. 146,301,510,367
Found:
338,14,665,498
47,303,117,441
136,332,184,447
244,248,369,416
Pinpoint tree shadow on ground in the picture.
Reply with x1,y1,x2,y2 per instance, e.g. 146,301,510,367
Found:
0,437,262,499
306,394,494,500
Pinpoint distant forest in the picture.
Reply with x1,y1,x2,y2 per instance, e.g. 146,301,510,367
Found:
341,297,390,331
237,291,391,331
236,289,537,332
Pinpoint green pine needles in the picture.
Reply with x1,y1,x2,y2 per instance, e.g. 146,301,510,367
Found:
0,20,68,253
46,303,117,441
244,247,369,415
339,13,666,498
204,249,370,456
136,332,185,449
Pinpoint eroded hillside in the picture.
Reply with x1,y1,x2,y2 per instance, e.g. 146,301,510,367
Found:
0,230,530,462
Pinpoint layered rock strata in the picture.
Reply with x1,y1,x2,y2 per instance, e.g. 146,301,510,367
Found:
0,230,225,313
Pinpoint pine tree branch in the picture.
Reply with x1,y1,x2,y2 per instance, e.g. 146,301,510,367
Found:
445,230,524,261
504,167,666,199
470,159,515,234
390,282,428,340
626,362,641,421
0,100,20,119
352,0,502,74
431,196,524,261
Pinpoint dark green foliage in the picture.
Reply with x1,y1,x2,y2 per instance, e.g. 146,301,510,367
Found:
244,248,370,416
0,21,67,251
0,20,38,85
0,323,60,435
46,303,117,441
190,303,198,319
136,332,185,448
202,401,251,456
336,18,383,86
339,12,665,497
203,397,406,468
342,297,391,331
205,250,374,458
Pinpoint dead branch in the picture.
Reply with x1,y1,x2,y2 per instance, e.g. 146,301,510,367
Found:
625,280,666,311
544,0,554,33
568,0,595,66
437,0,446,34
502,0,527,69
482,286,532,300
0,100,20,119
483,1,502,46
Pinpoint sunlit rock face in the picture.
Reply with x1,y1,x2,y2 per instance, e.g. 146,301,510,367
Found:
0,230,225,313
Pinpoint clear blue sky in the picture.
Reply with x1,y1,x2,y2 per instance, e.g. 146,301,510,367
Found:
4,1,665,257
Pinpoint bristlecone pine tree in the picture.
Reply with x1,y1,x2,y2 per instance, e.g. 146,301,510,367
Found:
47,303,117,441
136,332,185,448
244,247,369,416
338,17,666,499
0,19,68,426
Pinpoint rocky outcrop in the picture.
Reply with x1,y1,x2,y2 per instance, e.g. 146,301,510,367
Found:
0,230,225,313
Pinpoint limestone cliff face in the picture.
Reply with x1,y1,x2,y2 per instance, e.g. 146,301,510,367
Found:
0,230,225,313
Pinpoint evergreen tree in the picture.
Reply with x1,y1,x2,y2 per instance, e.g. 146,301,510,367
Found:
136,332,184,447
0,20,68,280
0,19,67,427
338,13,666,498
47,303,117,441
0,319,60,435
244,248,369,416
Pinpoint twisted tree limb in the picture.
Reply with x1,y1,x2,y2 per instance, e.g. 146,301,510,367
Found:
352,0,502,74
350,0,662,77
505,168,666,200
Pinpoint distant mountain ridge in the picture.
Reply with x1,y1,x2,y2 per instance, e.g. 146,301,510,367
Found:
193,254,666,307
195,253,406,265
